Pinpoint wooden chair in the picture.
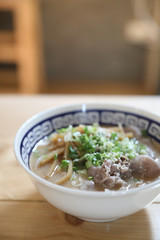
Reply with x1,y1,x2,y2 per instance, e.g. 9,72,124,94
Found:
0,0,44,93
124,0,160,95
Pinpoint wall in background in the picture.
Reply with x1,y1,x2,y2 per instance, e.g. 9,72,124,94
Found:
41,0,146,84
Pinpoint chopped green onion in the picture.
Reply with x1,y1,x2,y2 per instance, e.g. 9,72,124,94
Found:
111,132,118,140
134,178,139,182
141,129,148,137
72,166,77,172
54,153,58,160
57,127,68,133
106,141,114,151
57,125,72,133
68,145,79,160
139,144,147,155
128,152,136,159
83,126,89,135
60,160,70,169
88,176,93,180
86,160,92,169
139,149,147,155
77,169,87,175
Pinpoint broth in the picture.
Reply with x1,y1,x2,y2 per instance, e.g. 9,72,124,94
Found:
30,124,160,191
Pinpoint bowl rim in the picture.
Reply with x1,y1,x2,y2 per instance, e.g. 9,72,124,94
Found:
14,102,160,197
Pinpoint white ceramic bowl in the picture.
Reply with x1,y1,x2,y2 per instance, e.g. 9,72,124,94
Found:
14,103,160,222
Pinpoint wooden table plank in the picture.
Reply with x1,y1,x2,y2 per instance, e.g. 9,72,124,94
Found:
0,201,159,240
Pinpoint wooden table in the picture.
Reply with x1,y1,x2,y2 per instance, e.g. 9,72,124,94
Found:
1,94,160,240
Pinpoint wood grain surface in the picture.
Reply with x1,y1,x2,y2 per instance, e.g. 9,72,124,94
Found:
0,94,160,240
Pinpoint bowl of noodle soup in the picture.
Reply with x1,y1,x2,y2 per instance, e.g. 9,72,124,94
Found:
14,103,160,222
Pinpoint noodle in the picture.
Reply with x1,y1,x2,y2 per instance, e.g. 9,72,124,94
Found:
48,141,65,151
37,147,64,167
46,159,59,179
64,141,69,159
55,160,73,185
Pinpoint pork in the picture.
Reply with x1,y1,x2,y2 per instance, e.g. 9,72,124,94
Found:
130,155,160,179
87,155,160,189
87,158,129,189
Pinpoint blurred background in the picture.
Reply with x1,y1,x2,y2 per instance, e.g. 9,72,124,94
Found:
0,0,160,95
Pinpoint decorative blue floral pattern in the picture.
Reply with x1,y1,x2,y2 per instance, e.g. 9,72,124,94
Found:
20,109,160,168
